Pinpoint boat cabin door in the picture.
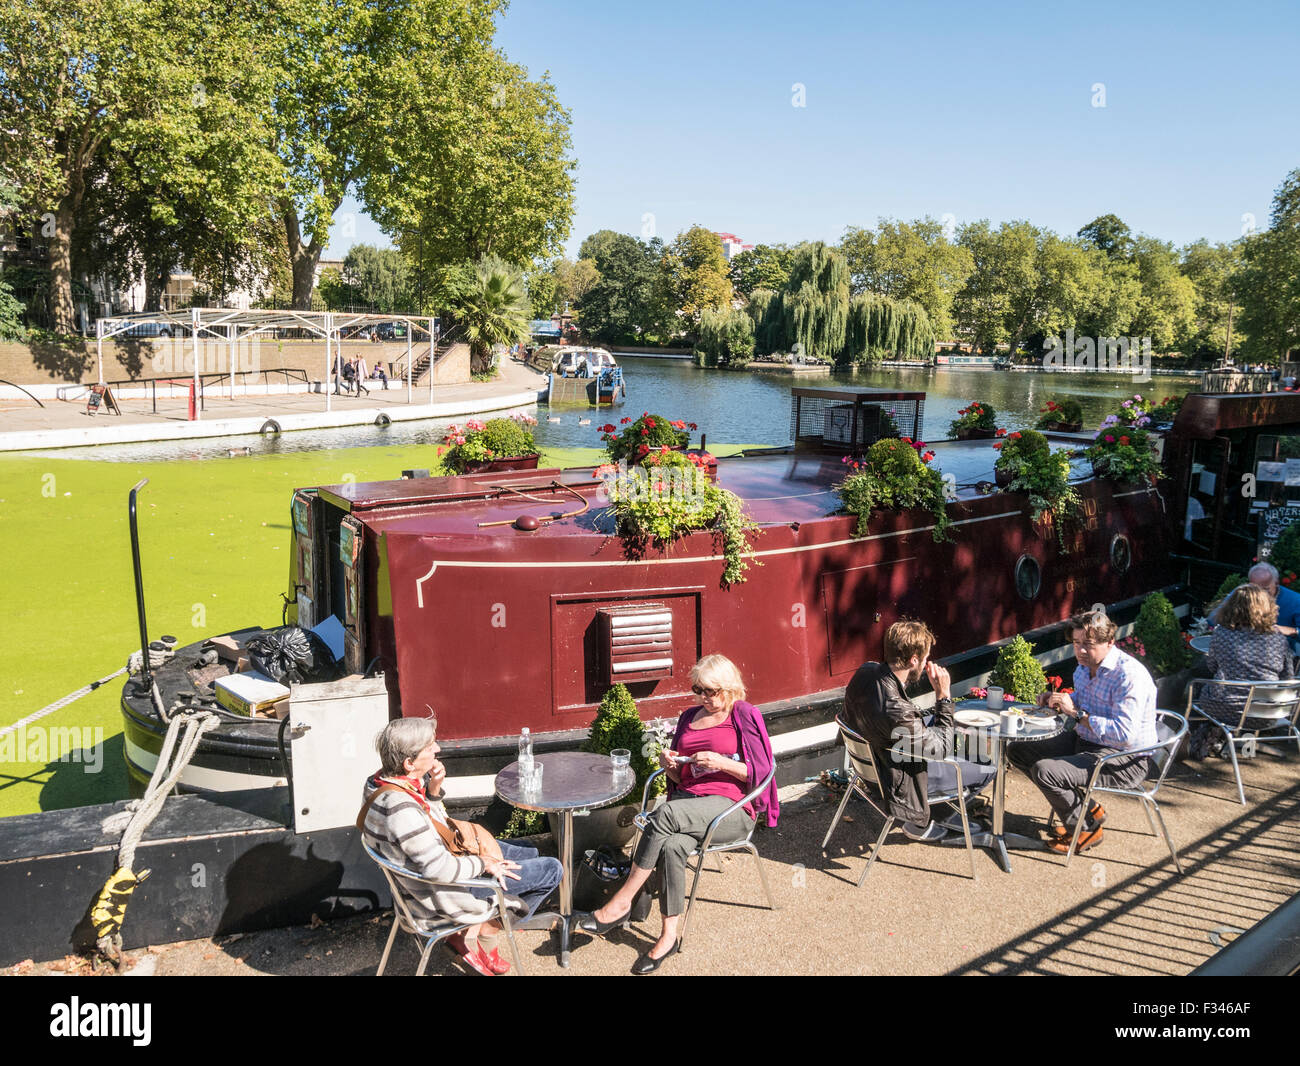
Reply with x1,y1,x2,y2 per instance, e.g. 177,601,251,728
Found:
291,490,323,629
339,515,366,674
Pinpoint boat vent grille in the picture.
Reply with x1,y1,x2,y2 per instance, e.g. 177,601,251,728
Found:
598,603,674,684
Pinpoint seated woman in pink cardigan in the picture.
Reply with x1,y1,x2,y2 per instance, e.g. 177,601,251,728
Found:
579,654,778,974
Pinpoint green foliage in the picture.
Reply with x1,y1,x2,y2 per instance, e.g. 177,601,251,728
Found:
343,244,413,312
603,413,690,464
1209,572,1248,611
994,429,1079,531
729,244,794,299
839,217,972,340
1086,426,1162,484
1034,397,1083,428
841,293,934,365
662,225,733,325
451,255,532,372
950,401,998,434
583,684,665,802
0,274,27,341
837,438,951,542
1268,522,1300,579
1078,214,1134,260
574,231,669,343
1132,592,1192,677
602,454,758,587
989,635,1048,702
1147,394,1185,422
753,242,849,361
500,807,547,838
694,308,755,368
439,414,537,473
1235,168,1300,362
1180,239,1245,358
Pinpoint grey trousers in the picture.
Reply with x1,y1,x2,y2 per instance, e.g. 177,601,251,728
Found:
633,795,754,917
1007,731,1152,827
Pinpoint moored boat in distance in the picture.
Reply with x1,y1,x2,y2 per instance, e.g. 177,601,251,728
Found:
531,344,626,405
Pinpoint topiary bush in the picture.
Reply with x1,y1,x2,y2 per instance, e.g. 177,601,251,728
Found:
582,683,665,802
989,635,1048,702
478,415,537,458
1132,591,1192,677
1207,571,1247,614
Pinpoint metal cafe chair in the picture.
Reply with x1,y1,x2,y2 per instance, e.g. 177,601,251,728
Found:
361,841,527,976
821,715,982,884
1056,709,1188,871
631,763,779,952
1186,679,1300,805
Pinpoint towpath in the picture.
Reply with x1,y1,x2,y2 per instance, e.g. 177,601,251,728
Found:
0,359,548,452
9,748,1299,977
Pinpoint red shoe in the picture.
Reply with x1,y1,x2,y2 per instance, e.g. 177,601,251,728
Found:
445,933,496,977
483,946,512,975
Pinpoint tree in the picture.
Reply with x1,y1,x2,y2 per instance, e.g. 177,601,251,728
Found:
1234,169,1300,363
1078,214,1134,260
695,308,754,368
0,0,281,332
374,53,575,305
1129,236,1197,351
754,242,849,361
1181,239,1244,358
526,266,558,319
840,218,972,340
728,244,793,300
450,255,531,372
843,294,934,365
343,245,413,312
555,257,598,308
661,225,733,326
953,221,1034,353
574,231,666,342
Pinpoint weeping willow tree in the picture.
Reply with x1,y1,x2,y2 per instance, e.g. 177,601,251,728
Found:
755,243,849,361
843,294,935,365
694,307,755,368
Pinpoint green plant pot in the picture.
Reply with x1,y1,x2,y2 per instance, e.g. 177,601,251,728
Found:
957,427,997,441
995,466,1014,488
1040,420,1082,433
548,795,662,858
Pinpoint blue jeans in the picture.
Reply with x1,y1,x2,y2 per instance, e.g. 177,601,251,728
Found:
467,840,562,920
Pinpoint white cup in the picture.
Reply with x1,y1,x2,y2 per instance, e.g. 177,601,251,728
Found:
986,686,1005,710
1000,711,1022,735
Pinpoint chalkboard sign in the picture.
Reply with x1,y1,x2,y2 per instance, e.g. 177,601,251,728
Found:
1259,505,1300,558
85,384,121,415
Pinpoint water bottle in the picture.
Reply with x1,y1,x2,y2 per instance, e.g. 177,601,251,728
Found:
518,728,534,776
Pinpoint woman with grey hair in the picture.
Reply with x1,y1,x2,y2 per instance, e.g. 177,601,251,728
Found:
361,716,561,977
579,654,778,974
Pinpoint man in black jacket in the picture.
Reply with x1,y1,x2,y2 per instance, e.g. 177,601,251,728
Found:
843,620,961,842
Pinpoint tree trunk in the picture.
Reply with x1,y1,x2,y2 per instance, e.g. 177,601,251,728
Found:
144,261,171,312
284,208,321,310
48,203,79,335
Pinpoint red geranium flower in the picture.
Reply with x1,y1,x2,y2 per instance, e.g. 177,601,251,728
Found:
620,417,631,424
646,418,656,428
641,428,649,437
637,444,650,457
993,442,1002,450
995,427,1006,437
599,423,615,433
688,422,698,431
1009,431,1021,439
1119,435,1130,445
923,451,935,462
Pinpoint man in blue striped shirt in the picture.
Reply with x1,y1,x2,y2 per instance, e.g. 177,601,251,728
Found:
1008,609,1157,853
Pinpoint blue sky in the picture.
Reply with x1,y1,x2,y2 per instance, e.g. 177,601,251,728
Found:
327,0,1300,257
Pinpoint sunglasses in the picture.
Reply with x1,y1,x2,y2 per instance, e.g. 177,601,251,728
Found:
691,685,721,698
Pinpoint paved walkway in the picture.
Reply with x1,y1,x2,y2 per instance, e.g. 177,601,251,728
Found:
12,745,1299,976
0,360,549,452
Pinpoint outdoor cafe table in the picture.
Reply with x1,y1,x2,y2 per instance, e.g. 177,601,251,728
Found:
494,751,635,967
1189,634,1212,655
953,702,1074,873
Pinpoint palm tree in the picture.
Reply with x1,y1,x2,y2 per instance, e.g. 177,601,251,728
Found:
454,255,531,373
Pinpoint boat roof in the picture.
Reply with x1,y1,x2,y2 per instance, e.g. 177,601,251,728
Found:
315,440,1088,537
1174,391,1300,438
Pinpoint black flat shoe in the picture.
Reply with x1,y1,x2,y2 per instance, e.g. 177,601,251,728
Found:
632,942,679,975
577,911,630,937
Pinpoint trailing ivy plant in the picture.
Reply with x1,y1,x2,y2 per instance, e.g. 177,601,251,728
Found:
599,450,758,587
836,437,951,542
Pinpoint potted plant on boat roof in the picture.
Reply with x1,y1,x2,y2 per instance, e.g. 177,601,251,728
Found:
949,401,999,440
602,412,693,463
993,429,1080,544
1113,394,1153,428
836,436,952,542
598,445,757,587
1084,424,1161,487
1147,394,1185,424
1034,397,1083,433
438,414,539,474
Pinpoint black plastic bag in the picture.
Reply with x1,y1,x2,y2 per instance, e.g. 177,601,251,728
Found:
245,626,342,685
574,846,657,921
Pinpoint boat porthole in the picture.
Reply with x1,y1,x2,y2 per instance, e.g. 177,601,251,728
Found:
1015,554,1042,600
260,419,281,435
1110,533,1132,574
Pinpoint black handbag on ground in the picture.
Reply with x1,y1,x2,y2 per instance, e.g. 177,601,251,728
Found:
574,846,658,921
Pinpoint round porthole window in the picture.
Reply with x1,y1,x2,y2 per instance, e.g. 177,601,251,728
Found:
1110,533,1132,574
1015,554,1042,601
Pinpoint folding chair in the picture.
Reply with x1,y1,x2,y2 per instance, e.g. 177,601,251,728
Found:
822,715,984,883
631,763,778,951
362,841,526,976
1186,679,1300,805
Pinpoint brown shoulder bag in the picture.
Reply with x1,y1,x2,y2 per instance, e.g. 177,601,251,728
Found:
357,781,503,864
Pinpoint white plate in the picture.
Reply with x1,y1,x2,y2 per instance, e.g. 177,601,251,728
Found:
1020,714,1058,730
954,709,1000,728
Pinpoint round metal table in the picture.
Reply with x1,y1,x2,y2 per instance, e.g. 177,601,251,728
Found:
495,751,635,967
1189,633,1212,655
953,702,1071,872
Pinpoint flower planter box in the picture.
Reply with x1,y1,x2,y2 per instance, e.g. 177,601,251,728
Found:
463,454,541,474
1040,421,1083,433
994,466,1014,488
956,427,998,441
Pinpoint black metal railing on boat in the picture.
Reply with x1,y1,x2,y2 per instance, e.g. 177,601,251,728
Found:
1190,887,1300,976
